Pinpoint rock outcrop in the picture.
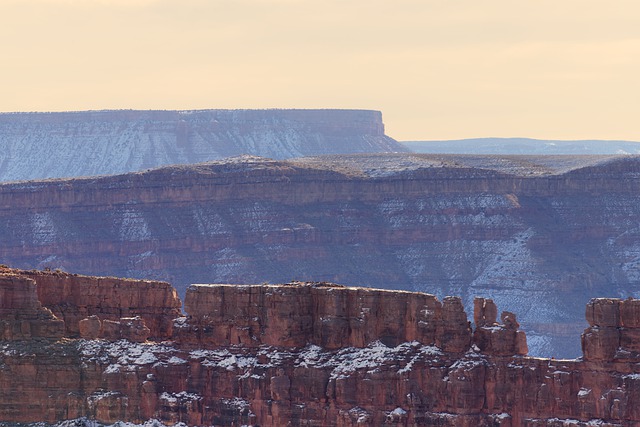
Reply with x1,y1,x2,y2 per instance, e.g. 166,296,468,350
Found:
1,266,182,340
1,268,640,426
473,298,528,356
582,297,640,362
0,273,64,340
177,283,471,352
0,109,405,182
2,154,640,357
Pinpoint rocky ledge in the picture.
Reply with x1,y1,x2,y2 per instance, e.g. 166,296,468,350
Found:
0,267,638,426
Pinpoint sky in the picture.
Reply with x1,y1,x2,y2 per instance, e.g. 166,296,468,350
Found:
1,0,639,141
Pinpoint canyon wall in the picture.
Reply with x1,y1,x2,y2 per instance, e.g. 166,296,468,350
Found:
0,109,404,182
1,154,640,357
1,268,640,426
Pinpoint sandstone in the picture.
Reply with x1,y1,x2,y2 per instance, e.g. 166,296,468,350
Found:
501,311,520,330
0,273,65,340
620,297,640,328
18,268,182,340
3,269,640,426
436,296,472,353
79,315,101,339
473,297,498,327
178,283,460,351
473,298,528,356
99,317,150,343
586,298,621,327
580,297,640,361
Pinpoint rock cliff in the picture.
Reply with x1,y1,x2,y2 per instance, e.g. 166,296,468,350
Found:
1,267,640,426
0,109,404,182
2,154,640,357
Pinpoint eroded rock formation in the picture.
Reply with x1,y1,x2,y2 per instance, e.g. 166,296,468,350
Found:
177,283,471,351
3,154,640,357
16,267,182,340
0,267,640,426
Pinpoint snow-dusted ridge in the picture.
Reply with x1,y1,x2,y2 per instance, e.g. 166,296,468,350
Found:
0,109,404,182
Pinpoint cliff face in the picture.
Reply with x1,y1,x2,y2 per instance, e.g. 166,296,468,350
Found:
1,267,640,426
1,154,640,357
0,109,404,182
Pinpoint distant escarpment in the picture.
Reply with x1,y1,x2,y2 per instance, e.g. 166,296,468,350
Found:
403,137,640,155
0,109,404,181
2,153,640,358
2,267,640,426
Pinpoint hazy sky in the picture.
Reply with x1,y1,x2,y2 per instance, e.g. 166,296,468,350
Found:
1,0,639,141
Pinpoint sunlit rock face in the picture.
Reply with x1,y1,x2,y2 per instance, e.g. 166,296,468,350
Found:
1,153,640,357
1,267,640,426
0,109,404,182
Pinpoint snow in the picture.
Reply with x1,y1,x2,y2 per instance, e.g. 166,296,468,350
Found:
78,339,176,368
220,397,251,410
189,348,258,371
160,391,202,403
578,388,592,398
43,418,187,427
389,407,407,416
0,109,400,182
342,407,371,424
293,341,442,380
524,419,612,426
77,337,446,391
167,356,187,365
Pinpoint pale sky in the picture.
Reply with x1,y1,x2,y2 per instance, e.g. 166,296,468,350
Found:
1,0,639,141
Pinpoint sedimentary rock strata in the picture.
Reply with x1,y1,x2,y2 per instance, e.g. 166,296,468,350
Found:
0,268,639,425
2,154,640,357
16,267,182,340
0,109,404,181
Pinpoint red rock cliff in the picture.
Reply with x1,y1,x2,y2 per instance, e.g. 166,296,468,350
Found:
1,267,182,340
0,268,640,426
177,283,471,352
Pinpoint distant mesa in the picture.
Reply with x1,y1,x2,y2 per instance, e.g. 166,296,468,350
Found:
0,109,406,182
403,137,640,155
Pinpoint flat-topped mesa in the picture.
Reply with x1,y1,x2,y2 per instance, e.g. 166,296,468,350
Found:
0,109,405,182
177,282,473,352
0,267,182,341
582,297,640,361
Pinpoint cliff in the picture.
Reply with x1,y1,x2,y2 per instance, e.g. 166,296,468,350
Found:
1,267,640,426
2,154,640,357
0,109,404,182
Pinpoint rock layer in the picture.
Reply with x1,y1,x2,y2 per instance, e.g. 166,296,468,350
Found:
2,154,640,357
178,283,471,352
0,268,640,426
0,109,404,182
2,267,182,340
